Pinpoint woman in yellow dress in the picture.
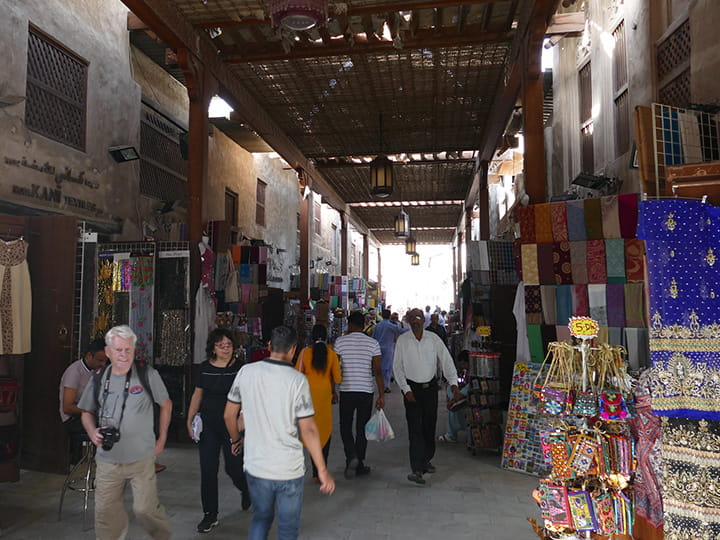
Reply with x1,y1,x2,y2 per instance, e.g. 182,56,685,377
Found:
296,324,342,481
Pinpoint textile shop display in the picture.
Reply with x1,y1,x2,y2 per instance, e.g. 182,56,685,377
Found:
0,239,31,354
638,198,720,539
529,340,637,538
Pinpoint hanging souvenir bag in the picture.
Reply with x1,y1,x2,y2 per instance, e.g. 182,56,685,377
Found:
568,433,599,476
567,489,598,532
599,391,628,420
533,342,574,416
592,491,617,535
596,344,629,421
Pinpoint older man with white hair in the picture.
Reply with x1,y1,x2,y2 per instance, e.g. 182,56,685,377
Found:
79,325,173,540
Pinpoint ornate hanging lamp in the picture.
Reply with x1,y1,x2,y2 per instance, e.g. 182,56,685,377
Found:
370,113,393,198
410,253,420,266
394,207,409,238
268,0,328,31
405,235,417,255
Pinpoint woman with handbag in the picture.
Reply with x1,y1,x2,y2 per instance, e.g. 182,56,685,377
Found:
187,328,250,533
296,324,342,481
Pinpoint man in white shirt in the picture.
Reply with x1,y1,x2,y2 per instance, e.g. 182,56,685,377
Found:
224,325,334,540
334,311,384,479
393,308,463,485
423,305,432,329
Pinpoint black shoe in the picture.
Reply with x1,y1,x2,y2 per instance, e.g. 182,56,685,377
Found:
407,471,426,485
241,490,251,510
356,463,371,476
424,462,436,474
344,457,358,479
384,387,391,393
197,513,218,533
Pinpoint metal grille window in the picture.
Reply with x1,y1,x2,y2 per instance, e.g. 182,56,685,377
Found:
314,201,321,236
657,19,691,108
25,26,88,150
613,22,630,155
578,61,594,173
139,104,187,201
256,179,266,227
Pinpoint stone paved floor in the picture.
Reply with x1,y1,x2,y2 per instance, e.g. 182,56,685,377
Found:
0,387,541,539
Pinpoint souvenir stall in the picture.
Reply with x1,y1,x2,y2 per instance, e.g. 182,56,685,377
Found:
528,329,637,539
638,197,720,540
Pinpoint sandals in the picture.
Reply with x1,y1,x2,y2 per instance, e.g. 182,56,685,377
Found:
437,434,456,443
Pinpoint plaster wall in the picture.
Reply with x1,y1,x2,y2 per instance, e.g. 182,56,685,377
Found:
310,193,343,277
131,46,189,128
689,0,720,104
0,0,143,236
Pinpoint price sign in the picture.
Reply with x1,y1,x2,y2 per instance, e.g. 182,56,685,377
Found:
569,317,599,339
476,326,491,337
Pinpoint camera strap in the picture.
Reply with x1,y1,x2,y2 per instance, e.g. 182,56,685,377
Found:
98,369,133,429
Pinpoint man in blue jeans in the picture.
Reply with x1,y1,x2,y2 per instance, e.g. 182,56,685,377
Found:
224,325,335,539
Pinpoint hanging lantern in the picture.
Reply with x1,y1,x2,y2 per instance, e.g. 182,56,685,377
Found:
411,253,420,266
405,235,417,255
268,0,327,31
370,155,393,198
394,208,409,238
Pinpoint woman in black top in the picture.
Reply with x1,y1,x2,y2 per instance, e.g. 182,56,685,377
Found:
187,328,250,533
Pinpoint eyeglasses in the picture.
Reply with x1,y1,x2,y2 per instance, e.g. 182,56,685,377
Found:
215,342,234,349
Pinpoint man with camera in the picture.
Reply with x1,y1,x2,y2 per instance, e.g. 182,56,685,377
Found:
79,325,173,540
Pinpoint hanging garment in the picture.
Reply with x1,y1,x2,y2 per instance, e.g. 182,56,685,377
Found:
550,202,569,242
618,193,639,238
584,198,604,240
661,416,720,539
626,371,663,530
605,238,626,283
521,244,539,285
638,199,720,419
566,200,587,242
534,203,554,244
516,206,536,243
600,195,621,239
193,285,216,364
569,241,588,284
552,242,572,285
0,239,31,354
130,256,154,365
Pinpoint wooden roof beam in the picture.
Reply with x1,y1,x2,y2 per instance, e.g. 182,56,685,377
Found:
362,14,379,41
193,0,503,28
223,28,514,62
315,158,476,168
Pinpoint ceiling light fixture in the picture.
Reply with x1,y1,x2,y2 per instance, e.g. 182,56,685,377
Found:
393,207,409,238
405,235,417,255
410,253,420,266
370,112,393,198
268,0,327,31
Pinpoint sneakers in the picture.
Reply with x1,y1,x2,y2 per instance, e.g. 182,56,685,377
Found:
407,471,426,485
355,463,371,476
241,490,251,510
423,462,436,474
197,513,218,533
344,457,358,479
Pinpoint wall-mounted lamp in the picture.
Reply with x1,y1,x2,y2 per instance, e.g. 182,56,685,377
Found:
108,145,140,163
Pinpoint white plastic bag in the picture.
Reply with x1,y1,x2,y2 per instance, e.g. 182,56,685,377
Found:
192,413,203,443
365,409,395,441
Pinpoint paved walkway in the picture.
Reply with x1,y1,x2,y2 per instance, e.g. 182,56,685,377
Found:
0,387,540,539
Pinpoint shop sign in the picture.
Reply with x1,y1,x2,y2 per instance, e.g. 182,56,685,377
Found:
568,317,599,339
475,326,491,336
4,156,100,189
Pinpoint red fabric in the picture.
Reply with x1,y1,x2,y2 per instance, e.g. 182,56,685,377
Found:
516,205,536,243
550,202,569,242
625,238,645,283
618,193,639,238
586,239,607,283
571,285,589,316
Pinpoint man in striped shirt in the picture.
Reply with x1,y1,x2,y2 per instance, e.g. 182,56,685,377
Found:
334,311,384,479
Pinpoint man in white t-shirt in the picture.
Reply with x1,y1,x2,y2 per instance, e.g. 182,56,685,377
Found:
334,311,384,479
224,325,334,540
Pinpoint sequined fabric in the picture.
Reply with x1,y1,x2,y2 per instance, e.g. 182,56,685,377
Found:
638,199,720,419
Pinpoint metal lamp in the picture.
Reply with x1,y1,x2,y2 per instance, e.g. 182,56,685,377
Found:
410,253,420,266
394,208,409,238
268,0,327,31
370,155,393,198
405,235,417,255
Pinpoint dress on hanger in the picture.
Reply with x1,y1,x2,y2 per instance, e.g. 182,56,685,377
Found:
0,239,31,354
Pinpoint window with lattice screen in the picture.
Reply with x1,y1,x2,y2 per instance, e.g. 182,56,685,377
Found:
256,179,266,227
613,21,630,155
25,26,88,150
657,19,691,107
139,103,187,201
578,61,594,173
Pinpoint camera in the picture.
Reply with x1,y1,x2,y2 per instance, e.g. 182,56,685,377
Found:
99,427,121,451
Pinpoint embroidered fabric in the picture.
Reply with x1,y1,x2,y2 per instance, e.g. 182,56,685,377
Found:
0,239,31,354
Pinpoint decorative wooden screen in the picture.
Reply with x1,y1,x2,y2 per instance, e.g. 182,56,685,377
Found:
256,179,266,227
657,19,691,108
613,21,630,155
139,103,187,201
25,26,88,150
578,61,594,173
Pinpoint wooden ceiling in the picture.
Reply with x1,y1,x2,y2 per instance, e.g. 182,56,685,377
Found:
127,0,550,244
